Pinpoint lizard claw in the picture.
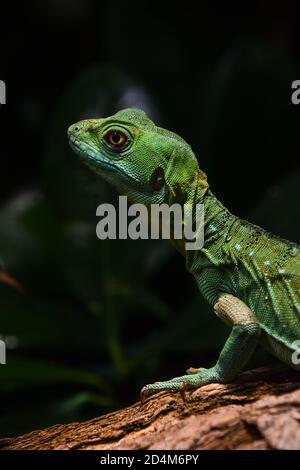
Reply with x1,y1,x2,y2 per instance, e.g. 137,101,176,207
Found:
140,386,149,406
179,382,187,402
140,383,160,406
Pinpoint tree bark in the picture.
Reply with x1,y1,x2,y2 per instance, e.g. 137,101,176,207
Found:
1,365,300,450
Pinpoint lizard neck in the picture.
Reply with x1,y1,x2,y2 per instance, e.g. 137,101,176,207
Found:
170,173,237,267
189,188,237,275
201,189,237,245
187,186,238,273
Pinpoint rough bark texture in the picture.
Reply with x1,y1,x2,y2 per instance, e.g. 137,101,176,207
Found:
1,365,300,450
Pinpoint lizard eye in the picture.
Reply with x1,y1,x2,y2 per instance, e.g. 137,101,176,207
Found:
104,130,127,148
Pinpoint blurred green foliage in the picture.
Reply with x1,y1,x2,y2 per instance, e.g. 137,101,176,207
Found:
1,2,300,438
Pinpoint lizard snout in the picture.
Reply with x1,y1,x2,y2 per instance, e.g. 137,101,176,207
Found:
68,122,82,138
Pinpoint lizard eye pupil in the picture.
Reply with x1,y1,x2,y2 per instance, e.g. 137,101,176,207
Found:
112,132,121,143
104,130,127,148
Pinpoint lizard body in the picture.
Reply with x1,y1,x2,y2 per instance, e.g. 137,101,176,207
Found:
68,108,300,398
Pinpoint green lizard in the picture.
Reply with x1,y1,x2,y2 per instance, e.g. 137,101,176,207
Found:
68,108,300,400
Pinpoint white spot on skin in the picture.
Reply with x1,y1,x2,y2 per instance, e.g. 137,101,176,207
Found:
249,251,254,257
278,269,285,274
264,260,271,266
235,243,241,251
209,224,217,232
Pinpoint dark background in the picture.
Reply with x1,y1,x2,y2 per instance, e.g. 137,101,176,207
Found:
1,1,300,437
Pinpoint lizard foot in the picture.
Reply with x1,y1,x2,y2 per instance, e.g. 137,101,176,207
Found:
140,367,222,403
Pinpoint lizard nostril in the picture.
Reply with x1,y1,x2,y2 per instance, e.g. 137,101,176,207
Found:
68,123,81,138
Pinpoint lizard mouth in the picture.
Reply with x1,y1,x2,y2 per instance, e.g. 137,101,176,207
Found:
68,134,167,200
68,134,141,186
69,134,100,161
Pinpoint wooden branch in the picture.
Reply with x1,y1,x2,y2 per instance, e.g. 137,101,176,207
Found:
1,365,300,450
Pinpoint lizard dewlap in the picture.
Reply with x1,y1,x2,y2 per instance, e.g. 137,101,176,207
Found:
68,108,300,400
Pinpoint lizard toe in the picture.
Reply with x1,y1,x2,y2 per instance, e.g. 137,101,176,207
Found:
186,367,199,375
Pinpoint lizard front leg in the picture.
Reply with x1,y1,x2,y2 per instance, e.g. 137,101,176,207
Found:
141,294,261,401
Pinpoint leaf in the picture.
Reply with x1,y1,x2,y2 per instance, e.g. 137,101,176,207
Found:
0,270,27,296
0,355,107,392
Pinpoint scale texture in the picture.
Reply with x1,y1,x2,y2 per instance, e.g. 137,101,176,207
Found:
68,108,300,398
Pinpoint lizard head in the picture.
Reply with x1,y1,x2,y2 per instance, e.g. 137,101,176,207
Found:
68,108,206,204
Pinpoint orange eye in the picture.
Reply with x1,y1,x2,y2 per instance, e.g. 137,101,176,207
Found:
104,130,127,148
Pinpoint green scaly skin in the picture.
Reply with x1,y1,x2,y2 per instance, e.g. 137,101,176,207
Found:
68,108,300,401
